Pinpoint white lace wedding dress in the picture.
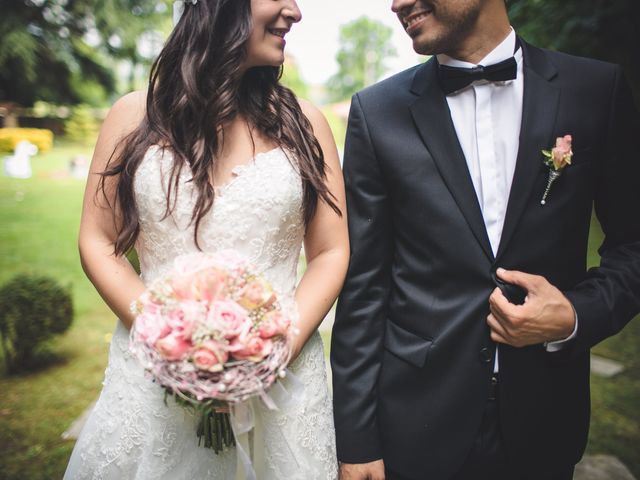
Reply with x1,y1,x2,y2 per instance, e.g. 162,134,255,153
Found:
64,146,338,480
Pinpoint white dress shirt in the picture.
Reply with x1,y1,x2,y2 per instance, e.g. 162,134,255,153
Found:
437,29,576,371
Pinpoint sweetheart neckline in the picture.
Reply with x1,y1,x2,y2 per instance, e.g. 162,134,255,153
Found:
212,146,284,194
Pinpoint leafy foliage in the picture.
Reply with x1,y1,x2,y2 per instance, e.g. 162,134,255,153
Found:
280,55,310,100
0,274,73,373
326,16,397,102
0,0,170,107
508,0,640,104
64,104,100,146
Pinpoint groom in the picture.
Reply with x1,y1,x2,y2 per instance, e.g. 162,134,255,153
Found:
331,0,640,479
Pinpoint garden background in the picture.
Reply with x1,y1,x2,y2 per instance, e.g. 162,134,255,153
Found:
1,0,639,478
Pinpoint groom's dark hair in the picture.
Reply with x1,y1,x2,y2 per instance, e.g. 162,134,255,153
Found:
100,0,340,255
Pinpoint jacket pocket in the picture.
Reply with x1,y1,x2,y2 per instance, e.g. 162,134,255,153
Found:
384,320,433,368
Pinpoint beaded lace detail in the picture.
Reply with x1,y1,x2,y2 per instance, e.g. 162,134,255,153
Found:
64,147,337,480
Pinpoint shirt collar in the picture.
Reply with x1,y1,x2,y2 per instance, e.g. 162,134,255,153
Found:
437,28,517,68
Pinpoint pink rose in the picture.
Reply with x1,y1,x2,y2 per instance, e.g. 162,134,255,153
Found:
229,324,273,362
165,301,202,341
134,309,170,345
155,333,192,361
207,300,250,339
238,279,276,310
192,340,229,372
171,274,195,301
258,310,290,339
551,135,573,170
192,268,226,302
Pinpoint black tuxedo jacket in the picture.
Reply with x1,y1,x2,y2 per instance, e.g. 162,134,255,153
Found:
331,39,640,479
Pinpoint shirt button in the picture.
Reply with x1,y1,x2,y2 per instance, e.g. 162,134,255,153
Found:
479,347,493,363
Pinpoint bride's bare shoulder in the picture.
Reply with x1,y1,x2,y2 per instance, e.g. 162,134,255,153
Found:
103,90,147,136
91,91,147,170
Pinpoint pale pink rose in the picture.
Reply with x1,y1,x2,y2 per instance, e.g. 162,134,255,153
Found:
192,340,229,372
155,333,192,361
165,301,202,341
551,135,573,170
238,279,276,310
171,274,195,301
173,253,216,276
258,310,290,339
207,300,250,339
213,250,247,269
192,268,226,302
134,310,170,345
229,324,273,361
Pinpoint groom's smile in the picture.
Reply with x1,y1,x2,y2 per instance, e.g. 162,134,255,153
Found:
400,5,434,36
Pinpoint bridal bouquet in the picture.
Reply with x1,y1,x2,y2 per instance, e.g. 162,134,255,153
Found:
129,251,296,453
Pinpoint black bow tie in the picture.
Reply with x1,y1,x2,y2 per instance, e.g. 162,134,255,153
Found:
437,56,518,95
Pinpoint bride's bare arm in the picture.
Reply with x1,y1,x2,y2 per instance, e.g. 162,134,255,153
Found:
293,100,350,359
78,91,147,329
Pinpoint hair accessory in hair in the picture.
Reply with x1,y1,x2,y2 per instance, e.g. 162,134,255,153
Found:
173,0,199,26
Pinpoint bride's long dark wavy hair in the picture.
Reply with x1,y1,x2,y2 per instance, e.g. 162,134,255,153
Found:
101,0,340,256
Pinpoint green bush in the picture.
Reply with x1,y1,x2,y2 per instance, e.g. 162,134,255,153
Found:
0,274,73,373
64,104,100,146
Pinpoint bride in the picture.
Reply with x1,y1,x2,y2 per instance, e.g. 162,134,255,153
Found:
64,0,348,478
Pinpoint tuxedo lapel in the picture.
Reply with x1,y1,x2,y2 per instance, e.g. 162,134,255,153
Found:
495,42,560,262
409,60,494,262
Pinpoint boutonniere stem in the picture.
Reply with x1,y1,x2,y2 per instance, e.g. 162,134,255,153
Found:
541,135,573,205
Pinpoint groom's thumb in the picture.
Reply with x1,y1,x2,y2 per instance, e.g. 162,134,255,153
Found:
496,267,535,289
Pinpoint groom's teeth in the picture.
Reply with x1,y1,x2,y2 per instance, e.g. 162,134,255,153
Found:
407,13,427,28
404,8,433,29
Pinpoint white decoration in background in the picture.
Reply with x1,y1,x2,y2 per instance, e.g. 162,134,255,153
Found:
3,140,38,179
173,0,198,26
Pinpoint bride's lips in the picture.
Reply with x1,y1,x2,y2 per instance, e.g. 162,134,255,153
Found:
402,7,434,36
268,28,289,46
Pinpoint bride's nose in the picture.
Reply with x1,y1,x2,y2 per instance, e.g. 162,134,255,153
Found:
283,0,302,23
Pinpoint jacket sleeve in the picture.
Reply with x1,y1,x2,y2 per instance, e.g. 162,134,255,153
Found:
330,93,394,463
564,65,640,351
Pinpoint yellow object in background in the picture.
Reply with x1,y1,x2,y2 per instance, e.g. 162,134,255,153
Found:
0,128,54,153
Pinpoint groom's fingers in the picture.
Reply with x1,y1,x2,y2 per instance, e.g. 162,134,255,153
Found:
338,460,385,480
489,287,523,321
496,267,543,294
487,313,512,344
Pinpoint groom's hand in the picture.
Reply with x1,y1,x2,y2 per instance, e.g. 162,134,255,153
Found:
339,460,385,480
487,268,576,348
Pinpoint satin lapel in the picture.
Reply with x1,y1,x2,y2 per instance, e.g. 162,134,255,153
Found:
409,60,494,262
495,42,560,263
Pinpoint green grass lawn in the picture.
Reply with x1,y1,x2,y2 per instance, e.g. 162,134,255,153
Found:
0,141,638,479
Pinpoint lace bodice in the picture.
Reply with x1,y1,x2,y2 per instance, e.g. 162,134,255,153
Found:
64,146,337,480
134,146,304,293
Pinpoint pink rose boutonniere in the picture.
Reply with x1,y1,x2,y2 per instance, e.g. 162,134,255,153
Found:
540,135,573,205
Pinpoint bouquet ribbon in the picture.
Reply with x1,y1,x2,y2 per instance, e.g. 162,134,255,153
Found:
230,369,304,479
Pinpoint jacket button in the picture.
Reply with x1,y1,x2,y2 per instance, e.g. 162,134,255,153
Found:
479,347,493,363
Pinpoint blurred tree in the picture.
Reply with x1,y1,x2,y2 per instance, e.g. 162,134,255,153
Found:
0,0,168,108
508,0,640,105
326,16,397,102
281,55,310,99
92,0,171,92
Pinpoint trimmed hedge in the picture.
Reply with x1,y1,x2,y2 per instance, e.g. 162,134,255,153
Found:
0,128,54,153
